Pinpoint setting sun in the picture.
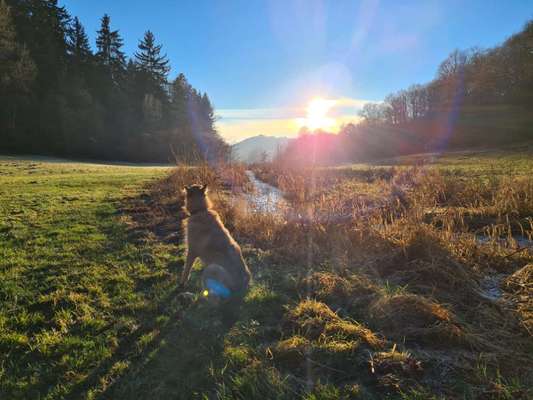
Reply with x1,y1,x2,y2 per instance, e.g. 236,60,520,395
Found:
299,97,337,131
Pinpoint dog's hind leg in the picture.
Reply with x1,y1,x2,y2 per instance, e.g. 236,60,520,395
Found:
180,250,197,286
203,264,242,323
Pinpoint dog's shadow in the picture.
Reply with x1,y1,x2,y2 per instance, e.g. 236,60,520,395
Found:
99,290,243,399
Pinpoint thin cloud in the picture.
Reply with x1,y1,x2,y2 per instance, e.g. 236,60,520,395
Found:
216,107,303,120
216,96,376,143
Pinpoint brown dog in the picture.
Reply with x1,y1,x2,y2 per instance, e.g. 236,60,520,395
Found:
180,184,251,299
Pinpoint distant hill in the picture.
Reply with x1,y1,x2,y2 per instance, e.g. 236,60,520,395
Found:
231,135,290,162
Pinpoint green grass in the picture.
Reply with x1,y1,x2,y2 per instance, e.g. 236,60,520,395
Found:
0,157,178,398
0,157,294,399
369,146,533,178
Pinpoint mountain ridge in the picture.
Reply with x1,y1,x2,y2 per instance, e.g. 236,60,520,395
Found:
231,135,290,162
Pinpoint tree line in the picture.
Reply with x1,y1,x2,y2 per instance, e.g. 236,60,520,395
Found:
0,0,228,163
278,19,533,166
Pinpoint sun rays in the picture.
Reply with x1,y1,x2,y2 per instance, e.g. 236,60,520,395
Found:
297,97,337,131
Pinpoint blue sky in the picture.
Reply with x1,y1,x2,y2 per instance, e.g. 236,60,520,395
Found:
61,0,532,142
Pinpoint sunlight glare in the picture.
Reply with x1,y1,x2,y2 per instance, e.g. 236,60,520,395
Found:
300,97,337,131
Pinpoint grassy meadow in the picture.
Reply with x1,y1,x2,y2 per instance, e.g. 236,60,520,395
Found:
0,157,179,398
1,149,532,399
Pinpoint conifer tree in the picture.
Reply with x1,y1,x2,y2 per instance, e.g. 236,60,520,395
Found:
134,30,170,89
170,73,190,124
95,14,112,64
67,16,91,65
95,14,125,81
0,0,36,136
200,93,216,127
1,1,228,162
0,0,16,59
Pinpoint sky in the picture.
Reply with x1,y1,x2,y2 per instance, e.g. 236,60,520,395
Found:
61,0,532,143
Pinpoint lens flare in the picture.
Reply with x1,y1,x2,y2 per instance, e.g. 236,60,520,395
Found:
298,97,337,131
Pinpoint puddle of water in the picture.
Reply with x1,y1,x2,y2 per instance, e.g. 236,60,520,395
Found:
479,273,506,301
244,171,285,213
476,235,533,249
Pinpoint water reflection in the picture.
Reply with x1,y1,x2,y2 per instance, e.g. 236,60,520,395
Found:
244,170,285,213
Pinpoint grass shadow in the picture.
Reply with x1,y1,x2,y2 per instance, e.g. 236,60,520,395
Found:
65,176,245,399
100,299,237,399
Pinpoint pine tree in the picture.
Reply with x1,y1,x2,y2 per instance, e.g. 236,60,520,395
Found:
95,14,111,64
200,93,216,127
1,1,228,163
0,0,36,143
170,73,190,123
95,14,125,81
5,0,69,90
67,16,91,65
0,1,17,77
198,92,229,161
134,30,170,88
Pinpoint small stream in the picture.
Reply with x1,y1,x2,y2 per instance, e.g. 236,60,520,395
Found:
476,234,533,249
475,236,531,301
479,273,507,301
244,170,285,213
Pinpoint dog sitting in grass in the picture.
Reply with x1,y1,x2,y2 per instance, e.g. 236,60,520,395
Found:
180,184,251,301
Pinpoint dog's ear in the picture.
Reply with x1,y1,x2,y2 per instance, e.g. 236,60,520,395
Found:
201,184,208,193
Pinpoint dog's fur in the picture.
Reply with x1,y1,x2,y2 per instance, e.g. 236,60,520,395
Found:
180,184,251,296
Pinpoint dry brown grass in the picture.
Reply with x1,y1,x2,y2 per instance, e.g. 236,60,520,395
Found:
283,299,383,347
244,160,533,394
272,299,386,383
368,294,467,346
148,156,533,397
504,264,533,335
298,272,379,312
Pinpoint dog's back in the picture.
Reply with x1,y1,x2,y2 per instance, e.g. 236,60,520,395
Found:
182,185,251,293
186,209,250,291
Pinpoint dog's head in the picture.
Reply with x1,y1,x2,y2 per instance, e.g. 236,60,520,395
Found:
184,184,208,196
183,184,209,213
